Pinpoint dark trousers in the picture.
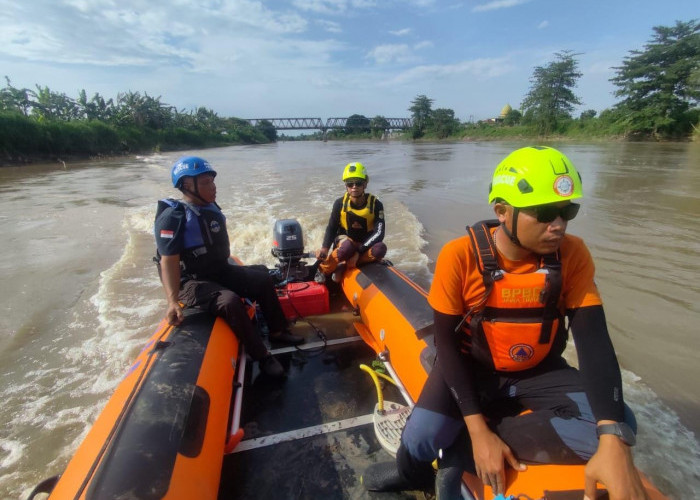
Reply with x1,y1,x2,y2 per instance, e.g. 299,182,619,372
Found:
397,358,636,487
179,264,288,361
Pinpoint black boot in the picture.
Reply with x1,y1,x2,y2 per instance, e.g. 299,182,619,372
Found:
270,329,305,345
435,436,472,500
260,355,285,378
435,465,463,500
361,461,414,492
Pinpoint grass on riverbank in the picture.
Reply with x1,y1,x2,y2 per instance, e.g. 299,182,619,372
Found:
0,111,273,166
413,115,698,143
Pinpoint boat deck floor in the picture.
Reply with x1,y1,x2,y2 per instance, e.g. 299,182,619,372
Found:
219,288,429,499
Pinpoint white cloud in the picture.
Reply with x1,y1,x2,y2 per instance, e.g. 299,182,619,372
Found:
292,0,345,14
537,20,549,29
317,19,343,33
414,41,434,50
292,0,378,14
472,0,530,13
390,28,412,36
0,1,310,69
407,0,437,6
388,57,514,85
366,44,416,65
352,0,379,7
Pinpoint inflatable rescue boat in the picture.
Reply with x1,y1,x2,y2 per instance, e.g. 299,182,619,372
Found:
30,219,667,500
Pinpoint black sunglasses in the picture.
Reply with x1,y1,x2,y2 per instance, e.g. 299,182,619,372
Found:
345,181,365,188
521,203,580,223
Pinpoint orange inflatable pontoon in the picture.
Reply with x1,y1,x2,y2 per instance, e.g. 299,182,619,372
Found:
38,310,240,500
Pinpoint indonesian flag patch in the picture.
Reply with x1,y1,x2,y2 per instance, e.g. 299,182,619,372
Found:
160,229,174,239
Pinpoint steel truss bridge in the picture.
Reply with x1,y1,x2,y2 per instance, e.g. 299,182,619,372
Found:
245,117,412,132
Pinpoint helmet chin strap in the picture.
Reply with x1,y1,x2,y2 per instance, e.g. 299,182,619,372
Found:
180,176,210,205
500,207,523,247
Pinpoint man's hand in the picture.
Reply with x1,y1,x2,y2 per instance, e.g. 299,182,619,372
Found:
160,254,183,325
584,435,649,500
466,416,526,495
166,301,184,326
316,247,329,259
347,251,360,269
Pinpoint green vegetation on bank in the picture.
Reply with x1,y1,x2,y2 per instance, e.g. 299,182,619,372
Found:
288,19,698,143
0,85,278,164
410,20,698,142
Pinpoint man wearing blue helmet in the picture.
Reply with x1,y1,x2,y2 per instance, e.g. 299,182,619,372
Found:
154,156,304,378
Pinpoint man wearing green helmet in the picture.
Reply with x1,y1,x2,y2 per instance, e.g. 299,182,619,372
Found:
316,162,387,283
363,147,649,499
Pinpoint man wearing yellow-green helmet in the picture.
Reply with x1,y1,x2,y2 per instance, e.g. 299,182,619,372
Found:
363,147,649,499
316,162,387,282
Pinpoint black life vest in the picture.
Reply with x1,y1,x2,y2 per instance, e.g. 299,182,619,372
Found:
154,199,230,278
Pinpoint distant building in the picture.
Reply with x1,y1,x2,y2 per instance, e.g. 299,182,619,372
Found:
499,104,512,119
478,103,512,125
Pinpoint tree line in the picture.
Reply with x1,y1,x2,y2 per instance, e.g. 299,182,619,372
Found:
0,83,278,163
406,20,699,141
286,20,697,142
1,19,697,164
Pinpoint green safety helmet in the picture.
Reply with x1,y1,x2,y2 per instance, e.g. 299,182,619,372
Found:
342,162,368,182
488,146,582,207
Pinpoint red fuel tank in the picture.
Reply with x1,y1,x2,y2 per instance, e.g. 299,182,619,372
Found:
276,282,330,319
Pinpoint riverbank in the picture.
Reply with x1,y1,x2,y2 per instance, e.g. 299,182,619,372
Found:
4,129,697,168
1,151,124,168
1,142,240,168
0,110,275,168
287,125,699,143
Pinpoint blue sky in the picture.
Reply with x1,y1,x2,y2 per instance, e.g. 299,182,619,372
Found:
1,0,697,121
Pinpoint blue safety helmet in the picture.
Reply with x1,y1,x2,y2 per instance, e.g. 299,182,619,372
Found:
170,156,217,188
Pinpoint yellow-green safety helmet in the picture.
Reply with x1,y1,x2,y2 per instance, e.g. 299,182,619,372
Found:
342,162,368,181
488,146,582,207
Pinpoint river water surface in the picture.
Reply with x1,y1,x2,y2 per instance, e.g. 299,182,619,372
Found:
1,140,698,499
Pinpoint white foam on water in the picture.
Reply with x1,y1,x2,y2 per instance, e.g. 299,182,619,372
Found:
382,199,432,288
217,171,431,279
0,440,25,469
1,365,98,432
86,207,163,354
624,376,700,498
0,204,171,498
564,343,700,496
128,204,159,235
137,153,168,163
18,205,164,460
0,358,104,499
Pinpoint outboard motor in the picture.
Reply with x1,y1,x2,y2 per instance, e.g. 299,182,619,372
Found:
271,219,314,283
272,219,305,262
270,219,330,319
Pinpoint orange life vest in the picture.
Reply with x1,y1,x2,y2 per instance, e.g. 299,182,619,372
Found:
462,220,564,372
